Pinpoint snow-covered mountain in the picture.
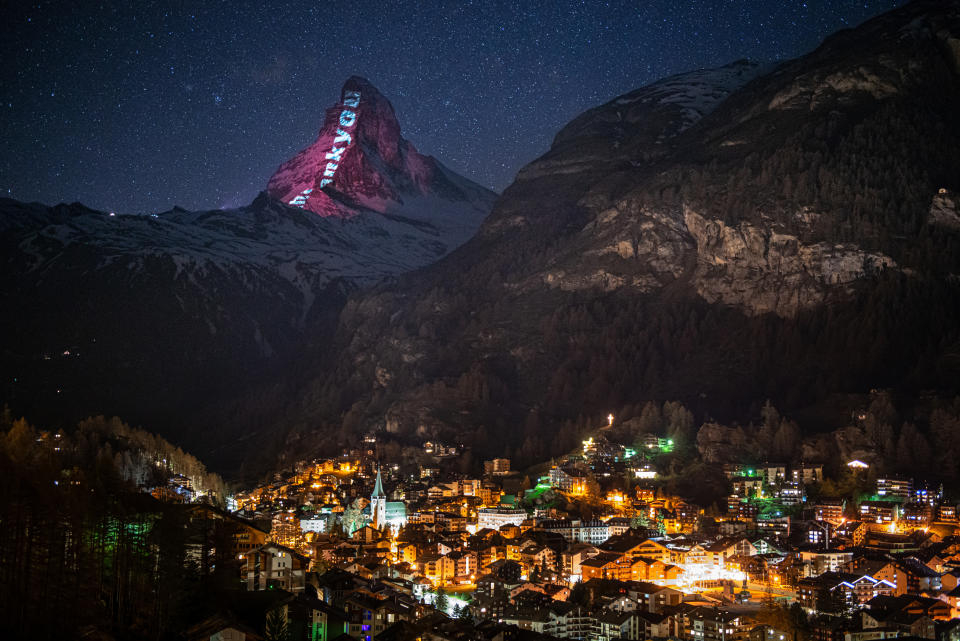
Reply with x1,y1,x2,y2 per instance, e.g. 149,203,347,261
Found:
267,76,494,248
1,191,490,321
0,77,496,465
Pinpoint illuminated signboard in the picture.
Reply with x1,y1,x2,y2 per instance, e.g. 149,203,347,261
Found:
289,90,361,208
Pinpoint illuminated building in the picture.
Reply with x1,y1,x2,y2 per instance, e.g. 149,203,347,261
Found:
580,552,631,581
902,502,933,527
343,594,417,640
773,481,805,506
537,518,610,545
366,468,406,533
477,507,527,531
243,543,308,592
638,434,675,453
731,477,764,498
633,464,657,479
301,516,328,533
798,550,854,576
813,499,845,524
548,464,591,492
859,501,899,523
797,572,893,611
483,458,511,476
186,504,268,557
913,482,942,507
723,464,758,479
371,468,386,530
687,606,747,641
876,477,913,502
756,514,790,538
791,464,823,485
562,543,600,580
938,504,957,522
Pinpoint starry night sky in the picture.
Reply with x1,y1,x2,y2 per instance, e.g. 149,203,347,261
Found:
2,0,904,213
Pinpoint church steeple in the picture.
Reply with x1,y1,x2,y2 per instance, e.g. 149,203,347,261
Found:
371,465,387,530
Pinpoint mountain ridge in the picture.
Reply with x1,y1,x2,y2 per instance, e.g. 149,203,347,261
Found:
272,0,960,469
0,78,496,468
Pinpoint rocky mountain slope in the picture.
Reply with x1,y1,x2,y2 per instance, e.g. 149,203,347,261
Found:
279,0,960,466
0,78,495,466
267,76,493,248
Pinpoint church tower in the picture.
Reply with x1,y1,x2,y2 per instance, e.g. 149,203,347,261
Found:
371,466,387,531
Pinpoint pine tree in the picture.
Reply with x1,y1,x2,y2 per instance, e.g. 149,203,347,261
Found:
434,587,449,614
264,607,290,641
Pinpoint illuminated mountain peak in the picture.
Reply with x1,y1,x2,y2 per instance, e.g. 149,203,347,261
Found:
267,77,472,218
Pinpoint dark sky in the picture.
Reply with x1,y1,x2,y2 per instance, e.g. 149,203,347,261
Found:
1,0,904,213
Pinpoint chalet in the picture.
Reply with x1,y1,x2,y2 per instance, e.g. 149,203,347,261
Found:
601,535,672,563
687,606,749,641
562,542,600,578
796,572,894,612
343,594,417,640
185,503,270,559
243,542,308,593
627,581,683,612
419,554,455,584
874,558,942,596
798,550,854,577
581,552,626,581
596,610,634,640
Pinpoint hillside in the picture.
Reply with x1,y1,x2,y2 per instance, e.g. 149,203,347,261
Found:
276,0,960,468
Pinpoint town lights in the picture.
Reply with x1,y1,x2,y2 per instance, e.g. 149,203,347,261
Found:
582,437,594,454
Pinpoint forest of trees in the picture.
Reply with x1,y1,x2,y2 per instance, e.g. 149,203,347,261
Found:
0,411,236,640
279,30,960,479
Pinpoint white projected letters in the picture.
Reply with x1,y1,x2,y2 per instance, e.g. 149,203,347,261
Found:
288,188,312,207
288,90,361,208
319,92,360,188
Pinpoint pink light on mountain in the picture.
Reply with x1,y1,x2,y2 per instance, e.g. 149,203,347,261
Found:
267,76,449,218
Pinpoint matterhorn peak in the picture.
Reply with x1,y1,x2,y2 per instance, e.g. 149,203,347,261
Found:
267,77,487,219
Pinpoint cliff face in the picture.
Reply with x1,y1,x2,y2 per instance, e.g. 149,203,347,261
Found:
274,1,960,464
683,207,896,316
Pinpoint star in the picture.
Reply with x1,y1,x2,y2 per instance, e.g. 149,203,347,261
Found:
0,0,905,212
